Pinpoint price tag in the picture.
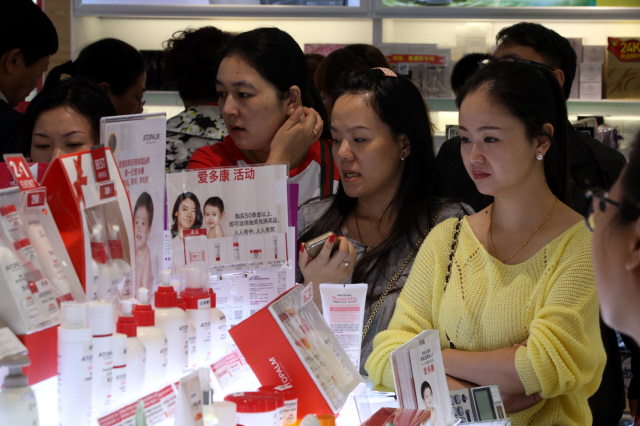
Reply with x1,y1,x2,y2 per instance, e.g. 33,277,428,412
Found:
91,145,111,183
3,155,39,191
26,188,46,208
98,181,116,200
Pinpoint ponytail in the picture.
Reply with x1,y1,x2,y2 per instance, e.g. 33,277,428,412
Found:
44,60,75,87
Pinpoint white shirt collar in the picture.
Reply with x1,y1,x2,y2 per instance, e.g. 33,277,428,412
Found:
0,91,7,105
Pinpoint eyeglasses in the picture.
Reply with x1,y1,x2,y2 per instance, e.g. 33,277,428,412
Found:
585,188,622,232
478,57,556,71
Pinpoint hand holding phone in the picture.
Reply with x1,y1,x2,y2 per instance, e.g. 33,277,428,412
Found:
304,231,340,259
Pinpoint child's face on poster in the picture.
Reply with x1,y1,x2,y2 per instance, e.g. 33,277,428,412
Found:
134,206,151,250
204,205,223,228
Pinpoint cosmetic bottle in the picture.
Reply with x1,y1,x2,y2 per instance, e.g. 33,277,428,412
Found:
0,354,39,426
112,332,127,407
273,236,278,260
89,226,108,302
88,300,114,415
214,242,221,262
209,288,227,361
259,385,297,426
213,401,236,426
202,389,219,426
27,222,74,304
254,389,285,426
233,237,239,261
180,268,211,368
155,269,188,382
116,300,146,399
177,294,197,371
224,392,278,426
133,287,168,393
108,225,132,299
57,301,92,426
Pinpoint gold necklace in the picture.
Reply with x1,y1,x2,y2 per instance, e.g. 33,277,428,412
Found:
489,196,559,263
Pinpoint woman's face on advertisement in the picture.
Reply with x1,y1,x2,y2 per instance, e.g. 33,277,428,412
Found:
422,387,433,408
134,206,151,250
30,106,96,163
204,205,223,228
331,93,408,201
175,198,196,231
216,55,292,153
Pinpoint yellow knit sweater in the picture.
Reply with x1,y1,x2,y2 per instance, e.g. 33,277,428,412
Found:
365,217,605,426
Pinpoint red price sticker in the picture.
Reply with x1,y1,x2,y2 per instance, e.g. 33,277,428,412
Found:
26,188,46,208
4,155,38,191
99,182,116,200
91,145,111,183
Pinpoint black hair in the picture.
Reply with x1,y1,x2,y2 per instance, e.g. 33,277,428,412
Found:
134,192,154,227
456,61,570,205
496,22,577,100
620,132,640,224
20,78,117,156
450,53,492,96
314,44,390,105
299,69,443,285
163,26,234,103
204,196,224,214
171,192,203,238
0,0,58,66
216,27,330,139
45,38,146,96
421,381,432,400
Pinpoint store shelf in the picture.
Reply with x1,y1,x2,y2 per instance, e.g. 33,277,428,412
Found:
145,91,182,107
425,97,640,116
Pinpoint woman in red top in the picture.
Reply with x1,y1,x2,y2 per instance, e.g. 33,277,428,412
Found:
188,27,338,206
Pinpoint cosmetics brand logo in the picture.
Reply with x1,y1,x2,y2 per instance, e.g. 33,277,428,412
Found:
269,357,292,386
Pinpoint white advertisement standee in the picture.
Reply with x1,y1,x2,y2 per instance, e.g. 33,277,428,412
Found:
101,113,167,300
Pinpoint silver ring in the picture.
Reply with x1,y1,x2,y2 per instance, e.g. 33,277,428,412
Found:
343,261,350,267
312,129,318,138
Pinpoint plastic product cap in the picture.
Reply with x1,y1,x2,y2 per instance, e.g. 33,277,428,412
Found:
155,281,178,308
161,269,171,286
88,301,114,336
0,354,30,388
317,414,336,426
108,225,120,241
224,392,278,413
112,333,127,367
116,299,138,337
133,287,154,326
253,390,284,408
61,301,89,329
180,268,209,310
209,288,217,308
258,384,297,401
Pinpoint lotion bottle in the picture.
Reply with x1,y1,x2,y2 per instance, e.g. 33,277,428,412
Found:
108,225,132,299
116,300,146,399
88,300,114,416
180,268,211,368
133,287,168,393
209,288,227,361
0,354,39,426
112,332,127,408
57,301,92,426
89,226,108,302
155,269,188,383
176,286,197,371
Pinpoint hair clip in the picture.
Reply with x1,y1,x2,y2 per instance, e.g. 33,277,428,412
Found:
372,67,398,77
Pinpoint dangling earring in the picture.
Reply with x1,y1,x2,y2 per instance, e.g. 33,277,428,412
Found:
536,153,544,161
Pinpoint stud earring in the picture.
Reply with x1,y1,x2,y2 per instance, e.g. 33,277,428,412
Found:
536,153,544,161
400,154,405,161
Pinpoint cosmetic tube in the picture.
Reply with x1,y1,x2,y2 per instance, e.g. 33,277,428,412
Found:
209,288,227,362
108,225,132,299
88,301,114,416
133,287,168,394
155,269,188,382
27,222,73,304
0,354,39,426
214,242,221,262
319,283,367,371
116,299,146,400
180,268,211,368
57,301,92,426
89,226,109,302
112,333,127,407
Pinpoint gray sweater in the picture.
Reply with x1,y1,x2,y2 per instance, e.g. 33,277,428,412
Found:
297,198,472,374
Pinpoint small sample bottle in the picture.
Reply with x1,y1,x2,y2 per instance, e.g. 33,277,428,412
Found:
180,268,211,368
209,288,227,361
57,301,92,426
214,242,221,262
88,300,114,416
202,389,218,426
112,332,127,407
273,236,278,260
133,287,168,394
116,299,146,399
107,225,132,299
259,385,298,426
223,392,278,426
155,269,188,382
233,237,239,261
0,354,39,426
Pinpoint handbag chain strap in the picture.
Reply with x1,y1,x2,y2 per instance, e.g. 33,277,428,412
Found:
443,217,463,349
361,203,449,342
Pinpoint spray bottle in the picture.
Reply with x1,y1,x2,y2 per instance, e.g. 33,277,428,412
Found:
155,269,188,382
133,287,168,393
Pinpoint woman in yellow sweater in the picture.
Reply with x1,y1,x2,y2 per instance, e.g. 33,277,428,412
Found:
365,61,606,426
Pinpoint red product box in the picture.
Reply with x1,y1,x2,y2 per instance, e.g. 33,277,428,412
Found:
230,285,362,419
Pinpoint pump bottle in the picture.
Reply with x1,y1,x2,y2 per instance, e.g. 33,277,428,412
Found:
57,301,92,426
108,225,132,299
133,287,168,393
116,299,146,399
155,269,188,382
0,354,39,426
180,268,211,368
176,284,197,371
209,288,227,361
112,332,127,407
88,301,114,415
